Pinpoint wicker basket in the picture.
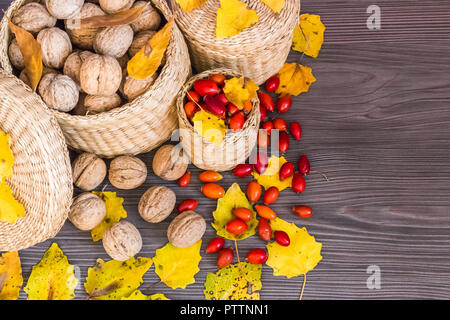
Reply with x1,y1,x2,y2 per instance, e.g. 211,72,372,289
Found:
0,0,191,158
170,0,300,85
176,69,259,171
0,70,73,252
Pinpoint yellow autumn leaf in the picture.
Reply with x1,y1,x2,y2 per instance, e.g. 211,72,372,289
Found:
292,14,325,58
216,0,259,38
252,155,292,191
204,262,262,300
260,0,285,13
192,109,227,146
0,183,25,224
0,251,23,300
0,131,14,181
80,6,144,28
276,62,316,96
121,290,170,300
175,0,207,12
8,20,42,90
223,76,258,109
84,257,153,300
153,240,202,289
212,182,258,240
127,18,173,80
24,243,78,300
266,218,322,278
91,191,127,242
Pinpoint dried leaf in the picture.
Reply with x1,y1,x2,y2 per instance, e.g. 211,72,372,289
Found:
127,18,173,80
0,131,14,181
260,0,285,13
276,62,316,96
80,6,144,28
212,183,258,240
8,20,42,90
84,257,153,300
216,0,258,38
251,155,292,191
153,240,202,289
175,0,207,12
121,290,170,300
266,218,322,278
0,251,23,300
192,109,227,146
223,76,258,109
204,262,262,300
0,183,25,224
91,191,127,242
292,14,325,58
24,243,78,300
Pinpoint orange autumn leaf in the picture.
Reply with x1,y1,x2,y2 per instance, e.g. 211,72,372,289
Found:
8,20,42,91
216,0,259,39
261,0,285,13
175,0,207,12
80,6,145,28
292,14,325,58
127,18,173,80
276,62,316,96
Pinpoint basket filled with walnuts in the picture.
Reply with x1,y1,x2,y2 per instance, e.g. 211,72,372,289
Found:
0,0,191,158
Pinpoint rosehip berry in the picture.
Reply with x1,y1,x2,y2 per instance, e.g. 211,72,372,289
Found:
206,237,225,253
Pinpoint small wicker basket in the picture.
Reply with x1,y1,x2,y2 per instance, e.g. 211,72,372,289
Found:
176,69,259,171
0,0,191,158
0,70,73,252
170,0,300,85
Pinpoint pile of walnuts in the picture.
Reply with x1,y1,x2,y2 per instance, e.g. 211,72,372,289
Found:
8,0,163,115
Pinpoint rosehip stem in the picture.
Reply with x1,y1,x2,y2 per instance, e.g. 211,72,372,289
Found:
310,170,329,182
186,91,205,111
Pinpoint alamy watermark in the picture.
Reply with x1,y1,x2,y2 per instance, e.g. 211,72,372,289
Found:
367,5,382,30
366,265,381,289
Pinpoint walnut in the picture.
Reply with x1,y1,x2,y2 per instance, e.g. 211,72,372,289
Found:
72,92,88,115
20,66,57,87
69,192,106,230
8,38,24,70
102,220,142,261
45,0,84,19
167,211,206,248
128,30,156,57
116,54,129,69
79,54,122,95
108,155,147,190
152,144,189,181
65,3,106,50
37,27,72,69
138,186,176,223
84,93,121,114
38,73,79,112
130,1,161,33
99,0,134,14
120,70,158,101
11,2,56,34
94,25,134,58
72,152,107,191
63,50,93,87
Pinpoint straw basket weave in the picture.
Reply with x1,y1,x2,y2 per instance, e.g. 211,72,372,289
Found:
0,0,191,158
0,70,72,252
177,69,260,171
170,0,300,85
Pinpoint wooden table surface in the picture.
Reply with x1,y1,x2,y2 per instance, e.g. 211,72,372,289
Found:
2,0,450,300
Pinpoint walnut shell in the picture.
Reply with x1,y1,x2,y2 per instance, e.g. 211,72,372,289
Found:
63,50,93,86
72,152,107,191
65,3,106,49
84,93,122,114
37,27,72,69
45,0,84,19
138,186,176,223
20,66,57,87
120,70,158,101
94,25,134,58
11,2,56,34
116,54,129,69
103,220,142,261
80,54,122,95
99,0,134,14
8,38,24,70
38,73,79,112
128,30,156,57
108,155,147,190
167,211,206,248
72,92,88,115
130,1,161,33
69,192,106,230
152,144,189,181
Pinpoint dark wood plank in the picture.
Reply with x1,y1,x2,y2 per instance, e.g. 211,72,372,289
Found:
2,0,450,300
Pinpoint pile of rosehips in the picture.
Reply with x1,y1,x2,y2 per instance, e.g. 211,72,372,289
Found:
183,73,253,131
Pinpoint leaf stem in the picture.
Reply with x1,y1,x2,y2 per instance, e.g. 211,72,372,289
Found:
299,273,307,300
0,272,7,293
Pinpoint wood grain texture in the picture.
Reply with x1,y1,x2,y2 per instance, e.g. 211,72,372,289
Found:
2,0,450,300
